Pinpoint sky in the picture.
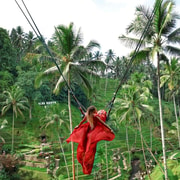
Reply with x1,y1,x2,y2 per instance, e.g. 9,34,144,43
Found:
1,0,180,57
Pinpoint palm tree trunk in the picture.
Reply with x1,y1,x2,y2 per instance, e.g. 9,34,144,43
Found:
134,118,164,175
157,53,168,180
68,73,75,180
125,125,131,167
173,95,180,148
12,111,15,153
143,137,164,174
90,67,95,88
57,130,70,179
105,141,109,179
150,125,152,150
76,161,79,180
134,128,137,149
29,101,32,119
104,67,108,96
138,118,151,180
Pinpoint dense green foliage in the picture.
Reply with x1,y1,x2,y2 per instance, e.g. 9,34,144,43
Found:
0,0,180,179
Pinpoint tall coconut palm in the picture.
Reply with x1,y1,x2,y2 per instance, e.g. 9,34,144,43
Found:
119,1,180,178
104,49,116,95
105,49,116,66
0,86,29,153
114,73,153,178
113,89,132,167
112,56,126,79
35,22,101,179
83,51,105,87
40,109,70,179
10,26,26,61
160,57,180,147
0,28,16,71
24,31,38,53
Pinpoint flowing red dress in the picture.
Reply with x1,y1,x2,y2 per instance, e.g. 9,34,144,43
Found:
66,110,115,174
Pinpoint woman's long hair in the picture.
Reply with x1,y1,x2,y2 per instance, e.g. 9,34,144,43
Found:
86,106,97,129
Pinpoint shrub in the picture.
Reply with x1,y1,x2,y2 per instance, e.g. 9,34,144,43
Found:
0,169,9,180
0,154,19,179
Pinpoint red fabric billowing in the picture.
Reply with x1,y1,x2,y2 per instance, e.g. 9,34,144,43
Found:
66,110,115,174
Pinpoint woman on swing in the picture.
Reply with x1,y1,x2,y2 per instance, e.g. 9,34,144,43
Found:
66,105,115,174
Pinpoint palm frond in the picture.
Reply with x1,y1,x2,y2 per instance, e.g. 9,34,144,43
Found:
0,119,8,129
135,107,142,120
74,27,83,47
0,136,5,143
154,0,162,33
127,5,151,35
159,1,174,36
119,35,146,49
34,72,54,89
86,40,100,52
165,46,180,56
167,28,180,43
53,63,69,95
78,72,93,97
54,22,83,56
71,62,100,77
130,49,150,64
160,74,170,87
159,53,169,63
35,63,62,89
162,12,179,35
81,59,106,71
72,46,87,61
141,104,153,112
1,105,11,116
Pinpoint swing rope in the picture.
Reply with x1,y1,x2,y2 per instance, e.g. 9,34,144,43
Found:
15,0,163,120
14,0,86,114
106,0,163,119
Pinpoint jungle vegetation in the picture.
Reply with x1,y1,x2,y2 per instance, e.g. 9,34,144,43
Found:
0,0,180,179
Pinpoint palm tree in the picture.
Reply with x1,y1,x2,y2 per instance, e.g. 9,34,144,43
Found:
24,31,38,53
0,28,16,71
10,26,26,61
35,22,101,179
104,49,116,95
40,109,70,179
114,73,153,178
161,57,180,147
119,1,180,178
0,119,8,147
0,86,29,153
113,91,132,167
82,50,105,87
105,49,116,66
112,56,124,79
